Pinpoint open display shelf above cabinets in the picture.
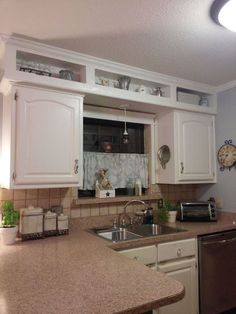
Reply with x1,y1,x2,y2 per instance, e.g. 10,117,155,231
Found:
177,87,214,109
0,35,217,115
95,69,171,99
16,50,86,84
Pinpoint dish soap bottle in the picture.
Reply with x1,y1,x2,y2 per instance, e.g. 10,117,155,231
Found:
145,205,153,224
134,178,142,196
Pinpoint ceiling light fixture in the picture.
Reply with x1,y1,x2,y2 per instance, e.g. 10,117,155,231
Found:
211,0,236,32
120,104,129,144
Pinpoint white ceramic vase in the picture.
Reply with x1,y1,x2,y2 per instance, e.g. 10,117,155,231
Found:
0,225,18,245
168,211,177,223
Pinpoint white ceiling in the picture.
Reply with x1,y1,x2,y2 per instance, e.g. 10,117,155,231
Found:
0,0,236,86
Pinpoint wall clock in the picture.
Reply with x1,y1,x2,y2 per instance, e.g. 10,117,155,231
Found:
217,140,236,171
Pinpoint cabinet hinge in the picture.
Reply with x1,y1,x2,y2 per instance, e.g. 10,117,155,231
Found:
14,93,18,101
12,172,16,181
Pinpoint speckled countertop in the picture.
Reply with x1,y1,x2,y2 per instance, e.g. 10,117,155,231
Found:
0,211,236,314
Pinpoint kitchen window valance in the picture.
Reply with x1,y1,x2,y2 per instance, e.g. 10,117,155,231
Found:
83,152,148,190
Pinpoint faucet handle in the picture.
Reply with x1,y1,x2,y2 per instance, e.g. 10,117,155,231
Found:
113,218,117,229
118,212,131,227
121,218,126,227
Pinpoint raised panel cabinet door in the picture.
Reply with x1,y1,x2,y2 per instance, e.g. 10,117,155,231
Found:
157,259,198,314
14,86,83,186
176,112,215,182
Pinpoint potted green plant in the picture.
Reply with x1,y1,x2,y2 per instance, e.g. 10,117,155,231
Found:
153,201,169,224
164,199,178,223
0,200,19,245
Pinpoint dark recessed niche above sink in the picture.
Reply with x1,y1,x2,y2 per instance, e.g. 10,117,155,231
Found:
83,117,144,154
80,116,147,198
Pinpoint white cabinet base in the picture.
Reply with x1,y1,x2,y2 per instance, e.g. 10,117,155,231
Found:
154,238,198,314
156,258,198,314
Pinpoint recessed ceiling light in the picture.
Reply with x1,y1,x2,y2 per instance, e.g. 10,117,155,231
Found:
211,0,236,32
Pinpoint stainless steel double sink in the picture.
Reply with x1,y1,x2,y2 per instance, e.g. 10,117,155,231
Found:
92,224,186,243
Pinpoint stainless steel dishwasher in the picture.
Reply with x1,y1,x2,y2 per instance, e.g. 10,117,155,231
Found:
198,230,236,314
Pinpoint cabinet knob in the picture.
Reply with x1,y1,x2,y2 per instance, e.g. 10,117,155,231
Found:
177,248,182,257
74,159,79,174
180,162,184,174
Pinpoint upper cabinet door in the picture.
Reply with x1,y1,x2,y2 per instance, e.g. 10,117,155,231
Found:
156,111,216,184
13,86,83,187
176,112,215,182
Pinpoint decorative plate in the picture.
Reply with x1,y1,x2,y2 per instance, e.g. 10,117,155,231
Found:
157,145,171,169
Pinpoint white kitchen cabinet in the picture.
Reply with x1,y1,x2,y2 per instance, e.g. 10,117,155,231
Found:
0,84,83,188
119,239,198,314
155,258,197,314
119,245,157,267
154,238,198,314
156,111,216,183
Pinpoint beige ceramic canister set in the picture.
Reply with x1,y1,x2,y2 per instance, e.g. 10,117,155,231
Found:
20,206,69,241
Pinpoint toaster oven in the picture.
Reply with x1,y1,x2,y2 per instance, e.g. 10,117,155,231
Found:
179,201,217,222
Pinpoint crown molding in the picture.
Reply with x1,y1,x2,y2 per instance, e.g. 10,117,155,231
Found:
216,80,236,93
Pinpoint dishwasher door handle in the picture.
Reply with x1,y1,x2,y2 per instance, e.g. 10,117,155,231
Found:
202,236,236,246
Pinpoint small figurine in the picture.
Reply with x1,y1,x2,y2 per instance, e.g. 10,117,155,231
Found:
152,87,163,96
95,169,115,198
96,169,113,190
100,77,110,86
137,85,147,93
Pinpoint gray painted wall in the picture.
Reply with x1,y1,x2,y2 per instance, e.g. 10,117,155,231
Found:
0,94,2,159
197,87,236,212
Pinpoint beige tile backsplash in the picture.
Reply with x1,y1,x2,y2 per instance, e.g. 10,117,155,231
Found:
0,184,197,218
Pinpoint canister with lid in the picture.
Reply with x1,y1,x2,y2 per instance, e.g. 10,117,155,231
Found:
44,211,57,236
57,214,69,235
20,206,44,240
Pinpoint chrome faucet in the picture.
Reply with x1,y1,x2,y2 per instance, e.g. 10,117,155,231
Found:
118,199,148,226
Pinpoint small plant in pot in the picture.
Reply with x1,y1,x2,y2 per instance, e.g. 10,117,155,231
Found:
164,199,178,223
0,200,19,245
153,201,169,225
